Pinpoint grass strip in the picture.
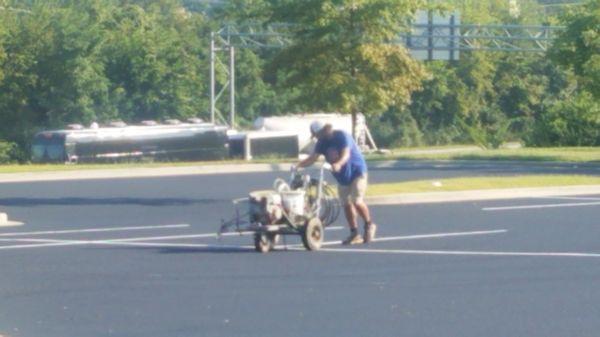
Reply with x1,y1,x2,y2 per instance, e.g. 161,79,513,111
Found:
370,147,600,163
367,175,600,195
1,146,599,174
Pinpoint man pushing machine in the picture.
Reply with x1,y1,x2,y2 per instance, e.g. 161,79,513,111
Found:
296,121,377,245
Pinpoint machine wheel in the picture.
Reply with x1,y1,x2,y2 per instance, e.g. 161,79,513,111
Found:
254,233,278,253
302,218,324,251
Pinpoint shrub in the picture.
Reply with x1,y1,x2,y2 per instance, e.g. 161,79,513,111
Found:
525,92,600,146
0,141,16,164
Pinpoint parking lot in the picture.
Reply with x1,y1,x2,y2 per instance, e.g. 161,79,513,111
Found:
1,169,600,337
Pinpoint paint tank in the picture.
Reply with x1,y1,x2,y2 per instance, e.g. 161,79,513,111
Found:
252,113,366,153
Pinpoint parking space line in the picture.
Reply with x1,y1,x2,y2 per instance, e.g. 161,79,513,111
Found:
0,224,190,237
483,201,600,211
284,229,508,249
535,196,600,201
368,229,507,243
0,226,345,251
321,247,600,258
0,241,90,250
106,226,344,243
91,241,255,250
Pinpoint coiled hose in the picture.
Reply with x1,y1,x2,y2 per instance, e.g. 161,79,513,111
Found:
310,179,341,227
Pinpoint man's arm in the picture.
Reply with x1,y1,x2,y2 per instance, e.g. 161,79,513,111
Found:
297,152,320,168
331,147,350,172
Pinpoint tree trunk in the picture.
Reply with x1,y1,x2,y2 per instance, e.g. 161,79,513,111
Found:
351,109,357,141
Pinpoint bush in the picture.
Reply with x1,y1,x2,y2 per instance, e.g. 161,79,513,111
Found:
370,108,423,148
0,141,16,164
525,92,600,146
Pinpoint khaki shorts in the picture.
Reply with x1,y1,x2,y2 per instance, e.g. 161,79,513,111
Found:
338,174,368,205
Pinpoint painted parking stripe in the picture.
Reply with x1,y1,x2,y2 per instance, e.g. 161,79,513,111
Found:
107,226,344,243
320,229,507,247
92,241,255,250
0,241,90,250
483,201,600,211
321,247,600,258
94,229,505,251
0,227,345,250
0,224,190,237
283,229,508,249
535,196,600,201
0,239,253,251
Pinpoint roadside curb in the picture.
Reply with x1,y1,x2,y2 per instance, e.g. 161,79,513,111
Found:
0,212,24,227
366,185,600,205
2,161,600,206
2,158,600,184
0,163,294,183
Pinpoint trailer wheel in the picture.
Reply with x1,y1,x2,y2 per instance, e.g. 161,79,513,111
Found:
302,218,323,251
254,233,278,253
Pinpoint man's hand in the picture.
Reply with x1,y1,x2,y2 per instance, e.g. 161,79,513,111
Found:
297,152,319,169
331,147,350,173
331,162,342,172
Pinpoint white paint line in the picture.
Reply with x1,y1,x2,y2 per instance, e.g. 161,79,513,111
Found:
107,226,344,243
89,241,255,250
0,226,346,250
0,237,254,251
287,229,508,248
369,229,507,243
0,238,79,243
321,247,600,258
0,224,190,237
109,232,231,242
0,241,90,250
483,201,600,211
535,196,600,201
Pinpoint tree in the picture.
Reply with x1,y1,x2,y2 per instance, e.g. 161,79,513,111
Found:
208,0,301,125
522,0,600,147
0,0,213,161
0,9,5,87
527,91,600,146
269,0,428,138
102,0,209,122
549,0,600,98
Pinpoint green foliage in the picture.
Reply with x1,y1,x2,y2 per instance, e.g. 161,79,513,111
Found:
370,106,423,148
102,0,207,122
0,0,211,160
0,140,15,163
526,91,600,146
396,2,576,148
549,0,600,98
0,0,596,161
269,0,429,135
446,0,545,24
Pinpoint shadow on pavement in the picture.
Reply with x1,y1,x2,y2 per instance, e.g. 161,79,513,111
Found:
0,197,224,207
89,245,257,254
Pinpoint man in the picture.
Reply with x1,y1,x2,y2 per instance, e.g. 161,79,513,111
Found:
297,121,376,245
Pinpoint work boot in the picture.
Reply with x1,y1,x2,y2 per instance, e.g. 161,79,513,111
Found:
342,231,364,245
364,222,377,244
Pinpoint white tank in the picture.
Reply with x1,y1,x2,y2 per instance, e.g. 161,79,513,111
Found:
252,113,367,153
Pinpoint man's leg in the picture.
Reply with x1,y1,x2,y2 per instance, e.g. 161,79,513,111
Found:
354,201,371,225
339,184,363,245
344,202,359,231
351,175,376,243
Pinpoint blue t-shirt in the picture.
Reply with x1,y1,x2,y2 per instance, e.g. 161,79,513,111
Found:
315,130,367,186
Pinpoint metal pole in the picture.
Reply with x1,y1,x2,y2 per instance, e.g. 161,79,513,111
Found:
427,10,433,61
449,14,456,61
229,46,235,129
210,32,216,124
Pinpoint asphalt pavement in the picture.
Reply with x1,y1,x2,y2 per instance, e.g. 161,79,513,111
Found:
1,162,600,337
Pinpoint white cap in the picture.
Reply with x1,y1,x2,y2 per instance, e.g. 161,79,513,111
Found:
310,120,325,136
